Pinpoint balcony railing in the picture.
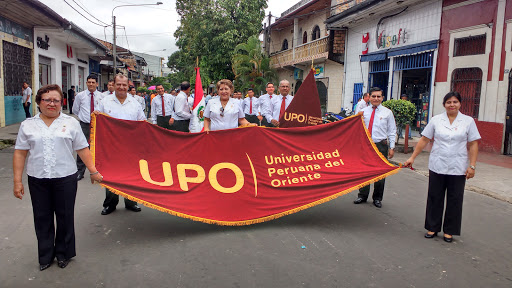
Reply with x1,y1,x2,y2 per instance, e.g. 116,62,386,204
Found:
330,0,368,16
270,36,329,68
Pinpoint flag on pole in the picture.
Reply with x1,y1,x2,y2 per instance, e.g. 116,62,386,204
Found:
279,69,323,128
189,66,205,132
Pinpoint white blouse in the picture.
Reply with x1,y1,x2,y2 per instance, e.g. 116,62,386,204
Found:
204,98,244,131
421,112,481,175
15,113,89,179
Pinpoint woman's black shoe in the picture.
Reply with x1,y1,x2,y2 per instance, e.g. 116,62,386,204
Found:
443,235,453,243
424,232,438,238
40,263,52,271
57,259,70,268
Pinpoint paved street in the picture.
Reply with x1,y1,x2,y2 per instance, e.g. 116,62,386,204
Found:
1,145,511,288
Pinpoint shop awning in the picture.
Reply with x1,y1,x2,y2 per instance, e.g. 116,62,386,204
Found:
360,52,386,62
387,40,438,57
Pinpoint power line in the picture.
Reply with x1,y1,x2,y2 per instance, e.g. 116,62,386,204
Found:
62,0,107,27
71,0,110,26
123,27,130,50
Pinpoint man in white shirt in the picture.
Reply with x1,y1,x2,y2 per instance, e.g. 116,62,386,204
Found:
354,92,370,114
129,86,146,112
243,88,263,124
151,84,175,129
22,82,32,118
270,80,294,127
102,79,115,98
172,81,192,132
95,74,146,215
259,82,276,127
354,87,397,208
72,75,104,181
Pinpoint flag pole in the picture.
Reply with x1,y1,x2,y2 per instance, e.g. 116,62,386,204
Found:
196,56,199,68
311,57,314,70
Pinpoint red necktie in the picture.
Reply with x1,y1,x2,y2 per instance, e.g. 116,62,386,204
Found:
270,95,272,99
250,98,253,114
279,95,286,120
90,92,94,112
161,95,165,116
368,106,377,136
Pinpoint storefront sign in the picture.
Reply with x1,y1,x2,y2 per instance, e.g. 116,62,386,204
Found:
362,33,369,55
314,64,324,78
294,68,303,80
377,28,407,49
36,35,50,50
77,58,88,64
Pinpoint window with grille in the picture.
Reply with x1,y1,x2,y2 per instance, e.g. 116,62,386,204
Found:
312,26,321,41
282,39,288,51
453,34,486,57
303,31,308,44
451,68,482,118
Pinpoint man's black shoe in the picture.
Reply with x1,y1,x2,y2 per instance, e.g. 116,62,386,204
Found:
373,200,382,208
101,206,116,215
77,173,84,181
57,259,70,269
126,205,141,212
353,198,367,204
40,263,52,271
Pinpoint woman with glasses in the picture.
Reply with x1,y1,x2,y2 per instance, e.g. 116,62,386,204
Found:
13,84,103,271
203,79,255,131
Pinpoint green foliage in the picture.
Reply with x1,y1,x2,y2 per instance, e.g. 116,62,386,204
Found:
232,35,277,94
171,0,268,84
382,99,416,127
137,86,148,93
146,77,172,92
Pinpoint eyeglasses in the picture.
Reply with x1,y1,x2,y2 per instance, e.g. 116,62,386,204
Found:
220,107,224,117
41,99,62,104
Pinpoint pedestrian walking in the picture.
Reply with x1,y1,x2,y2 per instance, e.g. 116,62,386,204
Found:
404,91,481,243
22,82,32,118
13,84,102,271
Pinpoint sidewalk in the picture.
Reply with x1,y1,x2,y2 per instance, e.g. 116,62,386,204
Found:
393,138,512,204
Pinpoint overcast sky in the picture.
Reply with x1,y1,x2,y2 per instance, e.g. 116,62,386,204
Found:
39,0,292,62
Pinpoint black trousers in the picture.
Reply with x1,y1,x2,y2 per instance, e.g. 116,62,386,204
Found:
245,114,260,125
103,188,137,208
425,170,466,235
23,102,31,118
28,173,78,265
358,141,388,201
172,120,190,132
157,115,173,130
76,121,90,175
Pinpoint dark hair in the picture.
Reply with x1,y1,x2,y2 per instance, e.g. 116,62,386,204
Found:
129,86,135,90
247,88,254,92
108,79,114,84
266,82,274,88
363,92,369,97
369,87,383,95
36,84,63,105
443,91,462,105
87,74,98,82
156,84,164,89
181,81,191,91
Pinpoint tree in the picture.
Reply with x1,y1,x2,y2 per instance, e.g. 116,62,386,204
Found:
171,0,267,83
147,77,172,91
382,99,416,144
232,35,277,94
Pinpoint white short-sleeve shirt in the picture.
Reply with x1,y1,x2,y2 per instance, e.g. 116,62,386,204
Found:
97,94,147,121
421,112,481,175
15,113,89,178
204,98,244,131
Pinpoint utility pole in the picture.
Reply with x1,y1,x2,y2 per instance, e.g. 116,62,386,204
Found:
266,12,272,55
112,15,117,76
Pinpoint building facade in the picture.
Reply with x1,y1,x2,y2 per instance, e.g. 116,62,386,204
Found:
327,0,442,132
434,0,512,154
265,0,345,114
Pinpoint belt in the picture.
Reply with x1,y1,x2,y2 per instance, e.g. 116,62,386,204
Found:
376,139,388,145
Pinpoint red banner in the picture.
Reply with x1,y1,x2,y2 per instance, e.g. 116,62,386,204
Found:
91,114,399,225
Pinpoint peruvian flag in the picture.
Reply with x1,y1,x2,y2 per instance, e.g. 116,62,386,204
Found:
189,67,206,132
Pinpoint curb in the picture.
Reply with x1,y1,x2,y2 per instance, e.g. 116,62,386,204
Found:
389,160,512,204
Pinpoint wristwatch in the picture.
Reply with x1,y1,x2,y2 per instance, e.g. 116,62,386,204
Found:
469,165,476,170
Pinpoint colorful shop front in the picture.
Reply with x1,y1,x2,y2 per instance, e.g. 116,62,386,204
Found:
326,0,442,132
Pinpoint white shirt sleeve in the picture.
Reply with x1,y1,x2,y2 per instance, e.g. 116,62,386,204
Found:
72,92,81,118
14,122,30,150
71,119,89,151
204,101,211,118
151,97,158,124
421,119,435,140
238,103,245,118
467,118,481,142
387,111,397,149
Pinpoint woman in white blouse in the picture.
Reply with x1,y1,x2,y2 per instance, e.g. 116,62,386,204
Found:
404,92,481,243
203,79,255,131
13,85,103,271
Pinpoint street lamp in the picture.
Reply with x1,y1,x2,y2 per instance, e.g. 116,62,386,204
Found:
112,2,163,76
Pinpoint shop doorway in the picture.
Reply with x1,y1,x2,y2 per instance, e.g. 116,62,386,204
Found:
316,80,327,114
62,63,71,110
505,71,512,155
368,59,389,100
400,68,432,131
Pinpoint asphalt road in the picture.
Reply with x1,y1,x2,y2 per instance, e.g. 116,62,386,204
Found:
1,146,511,288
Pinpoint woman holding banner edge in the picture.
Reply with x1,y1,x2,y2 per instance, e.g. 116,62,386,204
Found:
404,91,480,243
203,79,256,131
